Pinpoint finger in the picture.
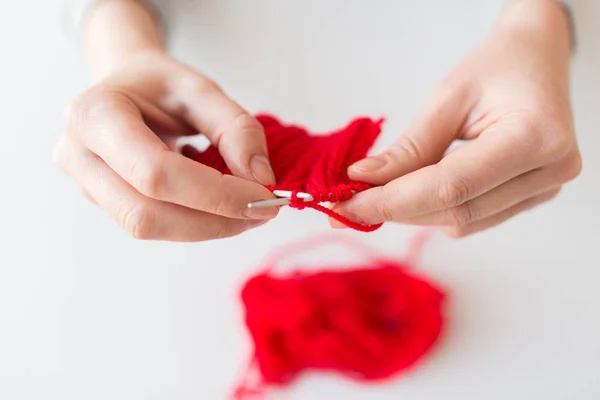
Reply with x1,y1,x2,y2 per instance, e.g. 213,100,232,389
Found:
130,91,197,137
54,138,267,242
125,92,197,151
175,77,275,185
348,82,473,185
80,187,97,204
333,114,564,225
441,188,562,238
401,150,581,227
65,89,277,220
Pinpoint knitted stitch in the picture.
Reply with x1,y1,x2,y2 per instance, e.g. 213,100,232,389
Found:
183,114,385,231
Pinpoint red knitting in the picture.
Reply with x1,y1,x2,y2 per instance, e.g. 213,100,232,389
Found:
232,231,446,399
182,114,384,232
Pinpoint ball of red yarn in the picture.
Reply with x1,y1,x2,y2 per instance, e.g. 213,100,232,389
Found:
232,233,446,399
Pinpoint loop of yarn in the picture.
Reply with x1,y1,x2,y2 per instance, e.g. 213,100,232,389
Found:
232,231,446,399
182,114,385,231
287,189,380,232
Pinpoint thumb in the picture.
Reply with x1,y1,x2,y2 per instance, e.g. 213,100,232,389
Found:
177,77,275,185
348,85,473,185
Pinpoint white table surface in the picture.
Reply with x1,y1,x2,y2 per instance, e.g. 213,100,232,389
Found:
1,1,599,399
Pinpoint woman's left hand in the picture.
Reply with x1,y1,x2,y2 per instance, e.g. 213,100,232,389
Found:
331,0,582,237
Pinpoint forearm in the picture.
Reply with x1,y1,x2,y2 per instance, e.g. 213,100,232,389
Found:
82,0,165,81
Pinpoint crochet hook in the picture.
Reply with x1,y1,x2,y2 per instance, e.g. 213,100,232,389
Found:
247,190,314,209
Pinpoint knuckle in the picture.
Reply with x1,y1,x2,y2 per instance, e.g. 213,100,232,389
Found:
388,135,426,165
213,218,242,240
185,75,221,95
517,113,573,162
84,91,126,120
232,111,262,134
557,151,582,183
517,113,539,136
544,129,573,162
510,115,542,149
437,175,474,209
376,198,395,222
213,176,245,217
211,194,230,217
117,204,154,240
448,202,475,227
52,138,86,175
130,156,166,198
63,89,128,139
375,187,396,222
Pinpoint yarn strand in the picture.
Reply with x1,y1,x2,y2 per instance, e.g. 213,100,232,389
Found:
288,190,383,232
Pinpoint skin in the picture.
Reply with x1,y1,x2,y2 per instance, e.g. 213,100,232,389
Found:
331,0,582,238
54,0,279,241
54,0,582,241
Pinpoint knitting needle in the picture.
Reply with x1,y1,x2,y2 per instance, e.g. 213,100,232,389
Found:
273,190,313,200
247,191,314,209
247,190,358,209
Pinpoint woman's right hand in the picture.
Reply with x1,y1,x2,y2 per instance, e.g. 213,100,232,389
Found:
54,48,279,242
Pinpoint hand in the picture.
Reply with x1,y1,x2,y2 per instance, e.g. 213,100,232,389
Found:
331,0,581,238
54,1,277,242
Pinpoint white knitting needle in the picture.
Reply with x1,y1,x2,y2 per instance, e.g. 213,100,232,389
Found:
247,191,314,209
247,190,357,209
273,190,313,200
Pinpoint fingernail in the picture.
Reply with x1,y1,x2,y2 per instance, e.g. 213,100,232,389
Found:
350,156,386,172
243,204,279,220
250,155,276,185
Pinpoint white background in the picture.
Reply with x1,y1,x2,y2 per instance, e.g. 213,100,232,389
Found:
1,1,599,399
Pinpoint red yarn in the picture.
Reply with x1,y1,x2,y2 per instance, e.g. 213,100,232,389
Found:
182,114,384,232
232,231,446,399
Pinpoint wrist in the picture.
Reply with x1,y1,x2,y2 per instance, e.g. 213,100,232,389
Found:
83,0,165,81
